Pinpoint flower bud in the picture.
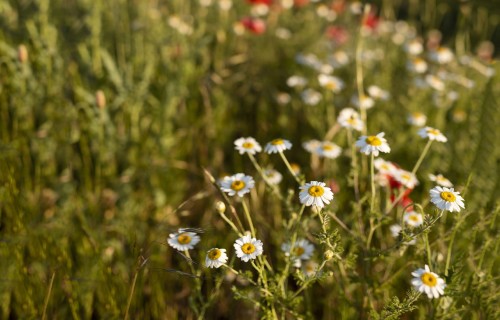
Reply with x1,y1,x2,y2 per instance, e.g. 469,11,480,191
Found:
324,250,334,260
215,201,226,214
18,45,28,63
95,90,106,109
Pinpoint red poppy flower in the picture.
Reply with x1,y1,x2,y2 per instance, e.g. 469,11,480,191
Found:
241,17,266,34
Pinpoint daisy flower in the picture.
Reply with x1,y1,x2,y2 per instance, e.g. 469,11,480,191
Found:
418,127,447,142
286,75,308,88
351,95,375,110
425,74,445,91
205,248,228,268
299,181,334,209
281,238,315,267
316,141,342,159
265,138,292,154
301,88,322,106
220,173,255,197
429,173,453,188
394,169,419,189
337,108,364,131
302,139,321,154
407,112,427,127
356,132,391,156
403,211,424,227
302,261,319,277
167,228,201,251
234,137,262,155
429,47,454,64
407,57,428,73
429,186,465,212
374,158,397,175
411,265,446,299
318,74,345,93
264,168,283,185
367,85,390,100
405,39,424,55
234,235,264,262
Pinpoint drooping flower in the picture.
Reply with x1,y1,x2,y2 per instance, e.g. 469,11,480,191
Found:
234,137,262,155
429,186,465,212
264,138,292,154
234,235,264,262
205,248,228,268
220,173,255,197
418,127,447,142
411,264,446,299
356,132,391,156
299,181,334,209
167,228,201,251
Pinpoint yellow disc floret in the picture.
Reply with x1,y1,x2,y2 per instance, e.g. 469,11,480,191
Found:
421,272,437,287
231,180,246,191
208,249,221,260
365,136,382,146
440,191,456,202
271,139,284,145
241,243,256,254
177,233,192,244
293,246,305,256
308,185,325,197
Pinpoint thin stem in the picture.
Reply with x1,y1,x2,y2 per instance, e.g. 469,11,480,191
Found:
278,151,302,184
386,140,433,214
41,271,56,320
247,153,283,200
217,208,243,237
242,199,256,237
370,153,376,214
124,270,138,320
424,232,432,269
445,212,458,277
356,5,371,136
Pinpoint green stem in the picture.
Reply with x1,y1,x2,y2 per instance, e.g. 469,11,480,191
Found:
124,270,138,320
278,151,302,184
386,140,433,214
370,153,376,214
242,199,256,237
41,272,56,320
424,232,432,269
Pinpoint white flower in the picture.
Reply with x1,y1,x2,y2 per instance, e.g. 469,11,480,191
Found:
425,75,445,91
265,138,292,154
287,75,308,88
403,211,424,227
167,228,201,251
411,265,446,299
429,47,454,64
407,57,428,73
234,235,263,262
430,186,465,212
418,127,447,142
299,181,334,209
351,95,375,109
302,261,319,277
275,92,291,105
394,169,419,189
329,51,350,67
234,137,262,155
405,39,424,55
318,74,344,93
374,159,397,174
407,112,427,126
337,108,364,131
429,174,453,188
205,248,228,268
301,88,322,106
367,85,390,100
316,141,342,159
356,132,391,156
264,168,283,185
302,139,322,154
281,238,315,267
220,173,255,197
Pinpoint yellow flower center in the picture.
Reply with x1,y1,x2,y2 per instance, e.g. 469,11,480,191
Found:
421,272,437,287
322,144,334,151
241,243,256,254
293,246,305,256
414,58,424,64
242,142,254,149
208,249,221,260
440,191,456,202
308,185,325,197
365,136,382,146
177,233,192,244
409,215,420,222
231,180,246,191
271,139,284,145
427,128,441,136
325,82,337,90
347,117,357,125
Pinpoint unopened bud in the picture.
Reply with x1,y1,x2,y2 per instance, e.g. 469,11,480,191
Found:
215,201,226,214
95,90,106,109
18,45,28,63
324,250,334,260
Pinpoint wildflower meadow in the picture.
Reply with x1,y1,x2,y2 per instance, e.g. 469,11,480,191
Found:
1,0,499,319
